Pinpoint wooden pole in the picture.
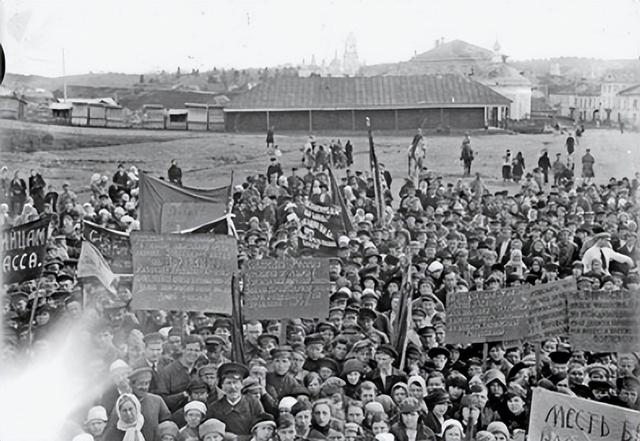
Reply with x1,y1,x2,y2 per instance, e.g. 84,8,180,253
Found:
482,342,489,371
535,341,542,382
27,277,45,345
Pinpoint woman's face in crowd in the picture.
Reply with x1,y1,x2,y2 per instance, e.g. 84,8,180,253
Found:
401,411,419,429
371,420,389,435
409,383,424,399
307,378,322,395
489,382,504,398
444,427,462,441
119,400,137,425
87,420,107,436
392,387,408,404
507,396,525,414
433,403,448,417
185,410,203,428
346,371,361,385
569,366,585,386
313,403,332,427
427,377,444,393
493,432,508,441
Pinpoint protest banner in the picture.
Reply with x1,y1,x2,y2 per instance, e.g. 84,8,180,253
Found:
130,232,237,313
567,289,640,352
160,202,225,233
139,172,229,233
297,202,345,257
529,387,640,441
527,278,576,340
446,286,528,344
243,258,330,319
83,220,132,274
1,217,49,284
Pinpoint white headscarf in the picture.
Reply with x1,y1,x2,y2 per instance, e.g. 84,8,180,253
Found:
116,393,145,441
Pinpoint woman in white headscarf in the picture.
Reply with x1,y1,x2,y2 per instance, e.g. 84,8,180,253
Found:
104,393,145,441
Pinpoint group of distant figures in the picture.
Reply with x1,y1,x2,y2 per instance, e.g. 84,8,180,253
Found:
264,124,595,187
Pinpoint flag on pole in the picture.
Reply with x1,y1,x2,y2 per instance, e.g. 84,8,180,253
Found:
77,240,117,294
367,118,384,223
327,166,354,234
391,266,413,370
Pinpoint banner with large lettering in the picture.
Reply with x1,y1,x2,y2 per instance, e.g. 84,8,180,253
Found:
1,217,49,284
297,202,346,257
83,220,132,274
243,258,330,319
529,387,640,441
527,278,576,340
130,232,237,313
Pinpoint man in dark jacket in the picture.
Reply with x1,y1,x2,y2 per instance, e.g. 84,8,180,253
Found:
538,150,551,185
167,160,182,185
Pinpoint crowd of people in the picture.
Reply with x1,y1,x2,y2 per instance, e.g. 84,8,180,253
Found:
1,130,640,441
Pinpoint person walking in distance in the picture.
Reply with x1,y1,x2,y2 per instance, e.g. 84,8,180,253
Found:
501,150,512,182
581,148,595,184
460,135,474,177
538,149,551,185
266,126,275,150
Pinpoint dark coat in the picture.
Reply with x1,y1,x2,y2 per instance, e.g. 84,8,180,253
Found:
206,395,264,440
365,368,407,396
390,421,436,441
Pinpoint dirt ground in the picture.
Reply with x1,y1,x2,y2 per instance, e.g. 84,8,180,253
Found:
1,119,639,200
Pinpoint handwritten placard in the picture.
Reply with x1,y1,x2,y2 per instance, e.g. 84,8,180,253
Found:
243,258,330,319
567,289,640,352
527,278,576,340
529,387,640,441
446,286,528,344
130,232,237,312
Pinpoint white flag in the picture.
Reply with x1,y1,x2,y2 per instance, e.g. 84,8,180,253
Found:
78,241,116,294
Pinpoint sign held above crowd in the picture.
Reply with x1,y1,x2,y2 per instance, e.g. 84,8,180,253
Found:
529,387,640,441
242,258,330,319
130,232,237,313
83,220,132,274
1,217,49,284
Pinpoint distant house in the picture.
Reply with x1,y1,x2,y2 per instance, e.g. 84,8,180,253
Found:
49,102,73,124
548,83,601,121
225,75,511,132
58,97,119,126
616,84,640,129
0,86,26,120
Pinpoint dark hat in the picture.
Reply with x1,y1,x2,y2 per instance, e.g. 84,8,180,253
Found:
291,400,313,415
417,325,436,336
212,317,232,331
128,360,153,380
315,357,339,374
376,344,398,360
425,389,451,410
341,359,365,376
270,346,293,360
205,335,227,348
143,332,164,345
187,378,209,393
317,321,338,334
549,351,572,365
398,397,421,414
428,347,450,359
257,333,279,347
617,376,640,391
543,262,560,272
358,308,377,321
218,362,249,384
304,334,324,347
588,380,613,391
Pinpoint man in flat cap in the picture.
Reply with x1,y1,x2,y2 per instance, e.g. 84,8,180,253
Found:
207,362,265,440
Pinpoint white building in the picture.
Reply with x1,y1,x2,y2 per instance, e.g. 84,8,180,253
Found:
477,64,532,120
616,84,640,129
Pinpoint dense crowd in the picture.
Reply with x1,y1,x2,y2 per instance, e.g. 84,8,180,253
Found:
1,132,640,441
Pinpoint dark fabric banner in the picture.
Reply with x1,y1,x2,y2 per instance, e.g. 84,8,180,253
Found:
82,220,132,274
297,202,344,257
139,172,230,233
1,217,50,284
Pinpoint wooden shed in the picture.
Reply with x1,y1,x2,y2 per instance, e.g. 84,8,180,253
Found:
167,109,188,130
105,105,125,128
185,103,209,131
142,104,166,129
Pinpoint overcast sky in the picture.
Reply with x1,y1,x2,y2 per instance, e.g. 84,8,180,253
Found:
2,0,640,77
